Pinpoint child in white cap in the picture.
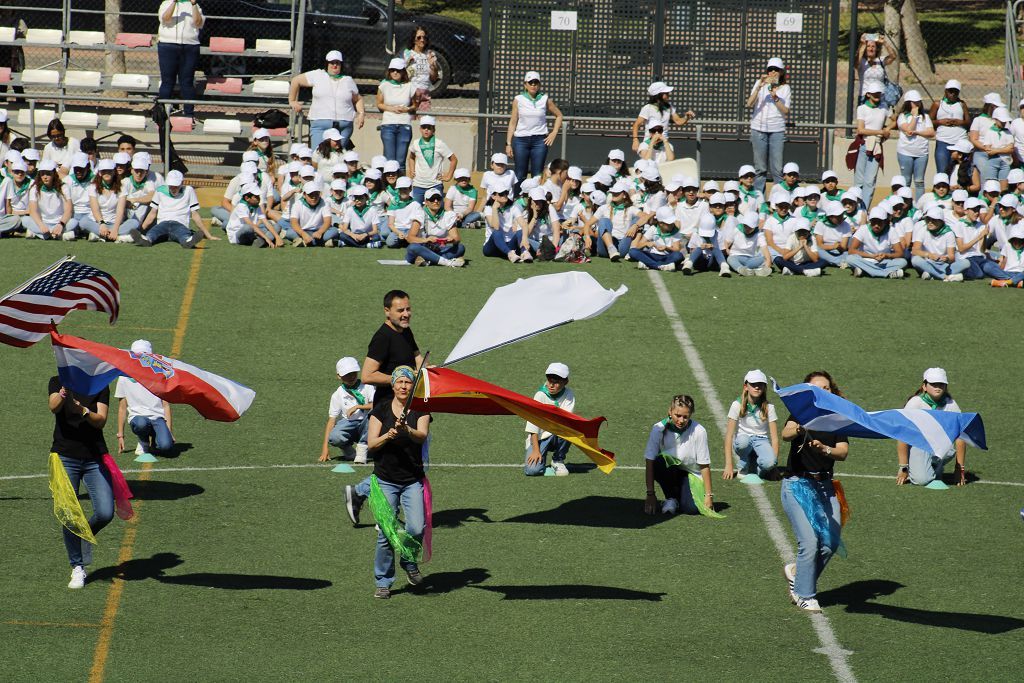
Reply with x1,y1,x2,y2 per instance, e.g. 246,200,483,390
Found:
445,167,483,229
383,176,423,248
723,369,779,483
0,158,31,236
132,170,218,248
846,207,908,278
896,368,967,488
628,205,685,271
524,363,575,476
408,116,456,205
910,205,969,282
481,152,518,197
115,340,174,456
321,356,375,464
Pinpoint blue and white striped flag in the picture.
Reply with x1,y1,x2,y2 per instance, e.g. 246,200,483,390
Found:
772,380,987,454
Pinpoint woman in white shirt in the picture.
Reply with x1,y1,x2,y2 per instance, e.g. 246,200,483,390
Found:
642,395,716,517
505,71,563,185
157,0,204,119
895,91,934,202
746,58,792,193
376,58,419,174
895,368,967,488
722,369,779,483
928,80,970,175
41,119,80,177
289,50,364,150
855,33,897,98
979,107,1015,189
853,81,893,208
79,160,122,241
403,26,439,111
631,81,694,155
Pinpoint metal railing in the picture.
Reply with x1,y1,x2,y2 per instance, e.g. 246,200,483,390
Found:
1007,0,1024,104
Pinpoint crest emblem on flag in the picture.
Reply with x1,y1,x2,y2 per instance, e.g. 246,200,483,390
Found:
130,351,176,380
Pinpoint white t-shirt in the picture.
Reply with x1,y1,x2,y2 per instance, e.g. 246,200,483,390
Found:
291,197,330,232
158,0,203,45
481,169,517,195
641,225,684,255
857,57,887,96
483,203,515,240
329,382,376,422
121,174,159,221
750,83,791,133
343,204,381,235
514,93,549,137
987,214,1012,250
524,386,575,442
523,205,559,240
1009,118,1024,161
912,225,956,256
818,219,852,249
784,232,819,264
727,400,777,437
1,177,32,213
63,176,93,214
42,138,81,170
857,103,890,139
737,188,764,216
729,228,766,257
304,70,359,122
763,213,795,248
225,202,264,243
1002,243,1024,272
675,200,707,235
152,185,199,225
637,103,675,137
409,137,452,188
852,225,897,254
445,186,477,216
378,80,415,125
114,376,165,420
29,184,69,224
952,219,985,258
935,99,969,144
643,420,711,476
896,113,933,158
980,126,1014,162
421,208,458,238
637,139,674,163
595,203,639,239
390,200,425,233
88,185,120,223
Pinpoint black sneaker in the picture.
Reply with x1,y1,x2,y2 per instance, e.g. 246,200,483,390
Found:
128,228,151,247
345,485,365,526
405,567,424,586
181,233,201,249
373,586,391,599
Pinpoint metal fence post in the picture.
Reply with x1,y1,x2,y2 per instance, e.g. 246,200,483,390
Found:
695,123,702,179
560,120,567,160
290,0,307,142
163,103,172,176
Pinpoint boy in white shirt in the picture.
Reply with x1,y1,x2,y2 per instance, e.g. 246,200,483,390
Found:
383,176,423,248
910,205,970,282
444,167,483,228
131,170,218,248
408,116,456,205
627,205,685,271
115,340,173,456
286,180,334,246
846,207,908,278
0,160,31,235
320,356,375,464
225,184,283,247
726,212,772,276
674,176,706,235
955,197,1012,281
815,200,852,268
524,363,575,477
685,213,731,276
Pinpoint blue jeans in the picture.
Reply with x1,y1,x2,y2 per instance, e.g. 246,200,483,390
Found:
373,477,425,588
691,243,726,271
750,129,785,193
381,225,408,248
482,230,523,257
411,185,443,205
380,124,413,174
781,477,840,599
406,241,465,265
210,206,230,225
511,134,548,185
627,249,683,270
58,455,114,567
985,155,1011,182
157,42,200,117
130,416,173,453
76,215,111,238
339,232,382,248
282,225,337,244
934,140,954,177
855,147,880,208
908,446,956,486
965,255,1011,280
911,256,970,279
231,225,260,246
64,211,92,237
897,152,928,201
146,220,193,245
816,249,847,268
733,433,777,477
328,416,369,448
23,216,57,238
595,218,635,257
118,218,141,235
310,119,354,150
523,434,570,476
773,256,819,274
845,255,907,277
727,253,765,272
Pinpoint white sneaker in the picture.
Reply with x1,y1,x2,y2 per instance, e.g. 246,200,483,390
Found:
943,273,963,282
852,267,863,278
755,265,772,277
783,563,796,593
552,461,569,476
781,266,792,275
636,261,649,270
658,263,676,272
920,271,931,280
115,235,133,244
445,257,465,268
210,216,223,227
838,260,849,270
87,231,101,242
790,590,821,612
681,258,693,274
520,251,533,262
62,230,77,242
719,262,731,277
608,246,621,262
354,443,368,464
736,266,753,277
887,268,904,279
507,251,519,263
803,267,821,277
68,565,87,589
134,442,148,456
661,497,678,514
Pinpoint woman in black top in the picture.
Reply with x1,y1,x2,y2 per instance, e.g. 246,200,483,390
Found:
779,371,849,613
47,376,115,589
367,366,430,600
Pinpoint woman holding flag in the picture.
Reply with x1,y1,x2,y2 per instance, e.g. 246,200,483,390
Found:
780,371,849,613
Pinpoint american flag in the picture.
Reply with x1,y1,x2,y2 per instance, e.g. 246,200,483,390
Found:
0,259,120,348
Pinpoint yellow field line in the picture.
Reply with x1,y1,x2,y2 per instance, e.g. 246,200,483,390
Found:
3,620,102,628
88,248,205,683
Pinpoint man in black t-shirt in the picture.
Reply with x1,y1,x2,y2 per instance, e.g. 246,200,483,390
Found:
362,289,422,405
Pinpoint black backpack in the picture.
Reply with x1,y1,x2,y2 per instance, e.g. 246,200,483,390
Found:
254,109,289,129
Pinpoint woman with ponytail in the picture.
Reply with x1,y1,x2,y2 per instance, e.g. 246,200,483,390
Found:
642,394,719,517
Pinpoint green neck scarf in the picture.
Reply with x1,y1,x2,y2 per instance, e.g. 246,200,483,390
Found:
301,197,320,210
739,185,758,198
737,397,762,417
942,97,957,105
389,197,413,211
329,72,345,80
419,136,436,167
660,417,686,434
130,176,147,191
343,383,367,405
424,206,444,223
772,211,789,223
101,179,114,190
72,171,94,187
353,203,371,218
12,178,30,196
825,191,843,201
40,182,60,193
521,90,543,104
919,392,944,410
454,184,477,199
655,227,679,241
539,384,566,402
928,224,952,236
780,180,798,192
611,201,628,213
864,100,878,109
386,185,401,200
714,213,728,226
384,79,402,86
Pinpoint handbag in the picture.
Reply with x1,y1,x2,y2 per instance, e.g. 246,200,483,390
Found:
880,63,903,110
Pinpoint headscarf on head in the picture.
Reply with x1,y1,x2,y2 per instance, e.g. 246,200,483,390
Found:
391,365,416,385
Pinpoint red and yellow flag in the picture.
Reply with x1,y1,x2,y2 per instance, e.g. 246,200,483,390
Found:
412,367,616,473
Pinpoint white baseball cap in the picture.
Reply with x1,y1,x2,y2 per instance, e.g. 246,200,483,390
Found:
300,164,317,177
697,213,717,237
383,160,401,174
371,155,387,168
647,81,673,97
0,109,7,123
783,162,800,175
1008,168,1024,184
336,356,360,376
771,190,792,206
21,148,40,161
842,187,862,202
766,57,785,70
419,115,437,127
9,159,27,173
738,164,755,178
240,161,258,174
993,107,1012,123
130,339,153,355
890,175,907,187
983,92,1004,106
655,205,677,223
791,186,806,200
424,187,443,201
302,180,322,194
330,178,347,192
646,118,666,132
824,200,845,217
723,180,740,193
71,152,90,169
166,170,184,186
347,184,368,197
903,89,922,102
739,212,759,228
931,173,950,186
924,205,946,220
589,190,607,206
998,194,1019,208
242,151,260,164
96,158,115,172
944,79,962,91
983,179,1002,194
545,362,569,379
1012,224,1024,239
791,216,812,233
821,169,838,182
285,160,302,174
664,180,681,193
325,50,344,63
680,175,699,189
252,127,270,140
388,57,407,71
923,367,948,385
703,180,720,192
951,189,969,202
607,149,625,161
491,152,509,165
241,182,261,196
950,139,974,154
744,369,768,385
896,186,914,200
38,160,58,172
528,186,548,201
343,151,360,163
396,176,413,189
610,180,633,194
567,166,583,181
453,167,471,179
709,192,727,205
112,152,131,165
641,166,661,182
591,172,614,187
868,206,889,221
520,177,540,193
331,164,346,176
964,197,985,211
322,128,341,141
298,145,313,158
524,70,541,82
863,80,884,94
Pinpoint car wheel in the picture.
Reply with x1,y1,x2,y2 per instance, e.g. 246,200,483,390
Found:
428,51,451,97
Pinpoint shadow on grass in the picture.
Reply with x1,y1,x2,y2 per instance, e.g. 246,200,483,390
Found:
88,552,332,591
431,507,494,528
416,567,491,595
817,580,1024,634
471,584,666,601
502,495,728,528
124,480,205,501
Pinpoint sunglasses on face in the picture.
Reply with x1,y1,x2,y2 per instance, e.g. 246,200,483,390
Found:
416,34,427,41
526,80,540,85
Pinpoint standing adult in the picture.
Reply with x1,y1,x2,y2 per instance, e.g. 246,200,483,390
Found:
855,33,898,99
505,71,564,185
377,58,419,174
928,80,970,176
895,90,934,202
746,58,792,193
403,26,439,111
780,371,849,613
48,375,114,589
289,50,364,151
361,289,423,406
157,0,204,120
631,82,695,155
853,81,892,208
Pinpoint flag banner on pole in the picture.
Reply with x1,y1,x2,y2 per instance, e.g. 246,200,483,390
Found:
0,258,119,348
444,272,627,366
772,380,987,454
48,452,98,545
51,331,255,422
412,367,616,473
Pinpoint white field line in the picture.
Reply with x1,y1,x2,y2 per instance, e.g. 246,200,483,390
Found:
647,271,856,683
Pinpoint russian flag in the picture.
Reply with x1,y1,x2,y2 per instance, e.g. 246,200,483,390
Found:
51,330,256,422
772,380,987,454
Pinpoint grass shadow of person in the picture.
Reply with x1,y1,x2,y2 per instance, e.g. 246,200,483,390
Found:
817,580,1024,634
409,567,490,596
502,495,723,529
431,508,494,528
123,480,204,501
471,584,666,601
88,552,331,590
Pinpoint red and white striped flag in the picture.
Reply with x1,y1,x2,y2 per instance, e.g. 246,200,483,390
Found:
0,257,120,348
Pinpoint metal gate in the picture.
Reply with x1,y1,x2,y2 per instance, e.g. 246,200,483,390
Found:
479,0,841,177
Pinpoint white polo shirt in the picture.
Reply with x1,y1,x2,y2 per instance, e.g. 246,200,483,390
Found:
152,185,199,225
763,213,795,247
852,225,898,254
912,225,956,255
291,197,330,232
524,386,575,442
114,376,165,420
446,185,478,216
729,228,766,257
727,400,777,437
29,184,69,224
329,382,376,421
421,208,457,238
643,419,711,476
952,219,985,258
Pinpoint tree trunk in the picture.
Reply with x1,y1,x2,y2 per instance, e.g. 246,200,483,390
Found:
104,0,125,74
884,0,903,80
900,0,934,76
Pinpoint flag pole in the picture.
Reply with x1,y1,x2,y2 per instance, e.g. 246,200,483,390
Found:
399,350,430,424
441,321,574,367
0,255,75,302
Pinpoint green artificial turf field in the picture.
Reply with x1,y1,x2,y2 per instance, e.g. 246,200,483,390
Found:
1,232,1022,681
